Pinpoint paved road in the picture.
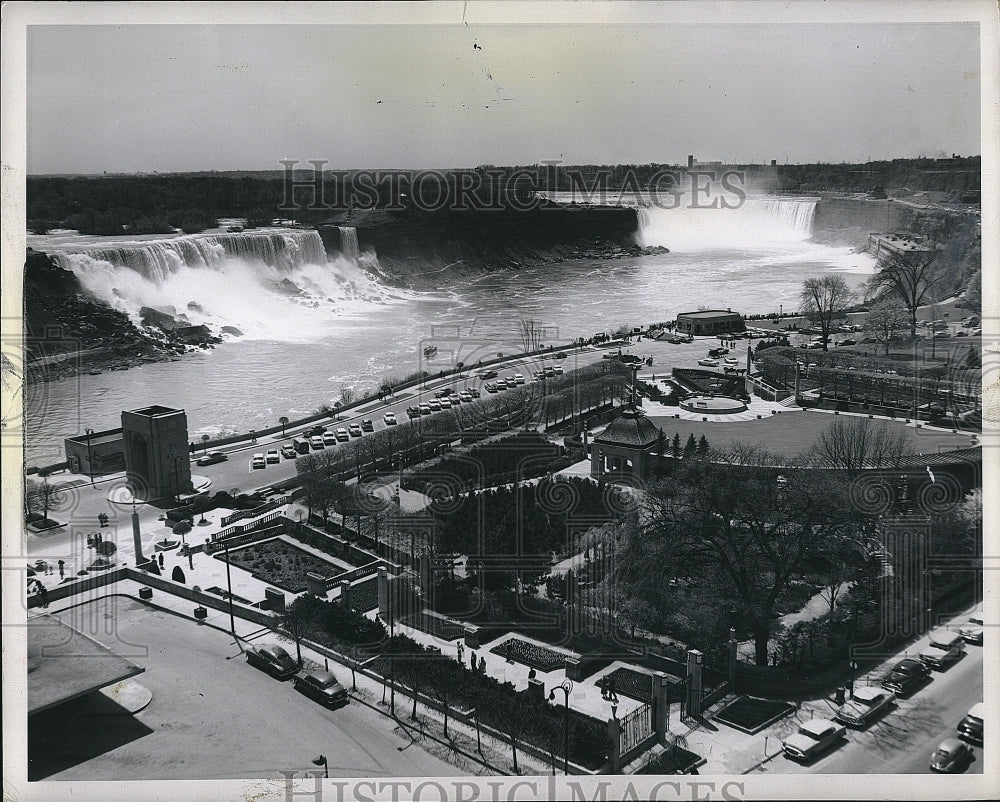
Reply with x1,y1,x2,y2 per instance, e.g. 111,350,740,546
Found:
761,633,984,775
30,597,465,780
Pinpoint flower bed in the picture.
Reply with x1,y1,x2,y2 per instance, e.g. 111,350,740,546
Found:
594,666,654,703
348,579,378,612
400,611,467,641
713,695,795,734
489,637,572,672
224,538,340,593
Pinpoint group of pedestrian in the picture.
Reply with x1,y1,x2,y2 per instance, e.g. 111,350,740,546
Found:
600,674,619,702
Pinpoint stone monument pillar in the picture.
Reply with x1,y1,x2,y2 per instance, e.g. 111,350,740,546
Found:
686,649,704,719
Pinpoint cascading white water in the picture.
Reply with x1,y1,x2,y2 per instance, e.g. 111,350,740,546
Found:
44,228,402,340
338,226,360,259
636,197,819,251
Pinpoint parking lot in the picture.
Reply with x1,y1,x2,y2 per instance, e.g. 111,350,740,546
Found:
29,597,464,781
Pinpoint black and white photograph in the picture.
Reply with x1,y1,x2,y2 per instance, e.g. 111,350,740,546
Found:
2,2,997,800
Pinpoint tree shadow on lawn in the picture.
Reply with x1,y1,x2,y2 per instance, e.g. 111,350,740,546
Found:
28,692,154,780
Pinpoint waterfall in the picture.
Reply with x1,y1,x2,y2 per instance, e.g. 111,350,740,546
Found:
49,229,329,284
338,226,360,259
636,197,819,251
43,227,396,340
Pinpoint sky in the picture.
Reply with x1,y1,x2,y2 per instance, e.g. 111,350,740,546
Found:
22,12,983,173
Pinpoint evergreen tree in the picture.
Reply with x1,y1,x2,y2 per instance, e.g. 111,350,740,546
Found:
671,433,682,460
697,434,710,457
683,433,697,459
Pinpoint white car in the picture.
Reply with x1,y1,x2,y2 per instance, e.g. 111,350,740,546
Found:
428,398,442,412
835,686,895,728
251,453,266,470
458,391,473,403
265,449,280,464
322,431,337,446
514,373,525,384
335,427,350,442
958,608,984,645
782,718,846,761
698,358,719,367
383,412,397,426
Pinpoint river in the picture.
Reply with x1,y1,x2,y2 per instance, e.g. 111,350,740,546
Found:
25,198,875,466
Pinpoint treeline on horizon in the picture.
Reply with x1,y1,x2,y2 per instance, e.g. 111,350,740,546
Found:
26,155,981,236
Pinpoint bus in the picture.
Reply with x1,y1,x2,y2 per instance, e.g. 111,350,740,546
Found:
292,437,311,454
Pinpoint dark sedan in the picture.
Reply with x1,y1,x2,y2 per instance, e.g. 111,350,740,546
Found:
881,658,931,696
294,670,349,708
245,644,298,679
196,451,228,466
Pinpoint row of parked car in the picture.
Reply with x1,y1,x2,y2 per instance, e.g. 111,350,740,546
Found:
245,643,349,708
405,385,482,418
782,609,984,771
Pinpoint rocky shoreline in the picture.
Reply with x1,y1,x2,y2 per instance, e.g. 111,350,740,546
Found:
24,249,225,383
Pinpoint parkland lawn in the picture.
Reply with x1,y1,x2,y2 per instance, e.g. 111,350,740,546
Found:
645,410,975,460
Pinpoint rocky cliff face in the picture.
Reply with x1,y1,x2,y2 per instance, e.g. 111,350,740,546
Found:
320,202,652,288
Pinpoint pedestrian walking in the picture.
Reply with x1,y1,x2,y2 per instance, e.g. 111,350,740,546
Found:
470,652,477,671
158,553,164,569
36,582,49,609
457,642,464,664
58,559,65,579
607,675,618,703
600,675,608,700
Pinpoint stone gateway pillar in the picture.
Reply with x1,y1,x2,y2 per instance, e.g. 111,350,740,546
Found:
121,405,194,501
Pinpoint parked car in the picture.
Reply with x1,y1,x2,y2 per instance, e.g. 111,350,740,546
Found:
881,658,931,695
197,451,228,466
835,686,895,727
438,397,453,409
335,427,350,442
708,347,729,357
958,607,984,644
435,388,454,398
698,358,720,367
245,644,298,679
418,403,432,415
782,718,846,761
428,399,442,412
919,629,965,669
306,425,327,437
310,436,325,450
458,391,473,403
406,406,420,418
322,431,337,446
361,419,374,432
383,412,398,426
929,737,974,773
467,387,481,398
265,449,280,464
251,453,266,470
957,702,984,746
293,670,349,708
504,376,518,388
553,365,564,374
484,382,499,393
514,373,525,384
838,339,857,346
280,445,297,459
348,423,363,437
956,330,969,337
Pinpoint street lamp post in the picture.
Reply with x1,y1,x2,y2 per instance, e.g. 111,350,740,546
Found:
548,678,573,775
85,428,95,484
222,537,238,644
311,754,328,779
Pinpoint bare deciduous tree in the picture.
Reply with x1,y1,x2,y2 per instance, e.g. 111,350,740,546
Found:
800,276,855,352
808,416,912,474
865,250,941,339
863,297,908,355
